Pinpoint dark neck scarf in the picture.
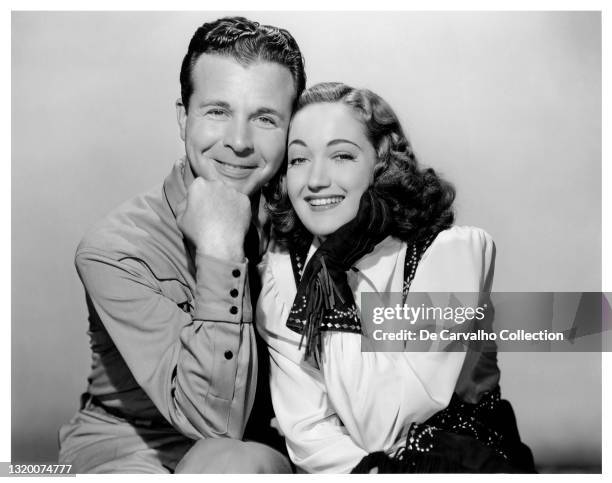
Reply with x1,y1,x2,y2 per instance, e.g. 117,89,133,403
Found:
286,190,438,367
285,190,392,367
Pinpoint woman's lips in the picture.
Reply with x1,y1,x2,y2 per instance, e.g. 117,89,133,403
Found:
304,195,345,211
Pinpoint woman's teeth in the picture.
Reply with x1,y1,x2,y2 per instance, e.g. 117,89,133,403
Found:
308,196,344,207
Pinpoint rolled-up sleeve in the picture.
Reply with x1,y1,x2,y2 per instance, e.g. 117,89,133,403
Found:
75,247,256,440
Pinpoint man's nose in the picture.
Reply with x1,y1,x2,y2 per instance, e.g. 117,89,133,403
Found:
223,118,254,155
306,159,331,191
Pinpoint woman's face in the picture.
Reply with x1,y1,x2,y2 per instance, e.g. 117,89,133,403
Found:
287,102,377,237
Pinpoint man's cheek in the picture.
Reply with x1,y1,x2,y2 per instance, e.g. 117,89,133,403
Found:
267,145,287,171
188,121,220,146
264,131,288,157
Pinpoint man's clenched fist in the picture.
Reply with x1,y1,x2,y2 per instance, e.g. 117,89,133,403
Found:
177,176,252,262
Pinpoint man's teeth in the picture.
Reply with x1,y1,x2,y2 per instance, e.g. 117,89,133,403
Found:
308,197,344,206
216,160,254,170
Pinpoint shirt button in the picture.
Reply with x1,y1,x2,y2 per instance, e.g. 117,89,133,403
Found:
232,269,241,278
224,350,233,360
230,306,238,315
230,288,239,298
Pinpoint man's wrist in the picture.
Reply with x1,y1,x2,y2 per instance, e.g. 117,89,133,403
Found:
195,242,245,263
193,252,251,323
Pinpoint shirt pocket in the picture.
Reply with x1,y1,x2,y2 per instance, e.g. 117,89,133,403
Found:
158,278,193,315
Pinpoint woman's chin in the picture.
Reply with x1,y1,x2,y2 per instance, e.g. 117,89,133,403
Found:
301,219,344,238
299,211,357,238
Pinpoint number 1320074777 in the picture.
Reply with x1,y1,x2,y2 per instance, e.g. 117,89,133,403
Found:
8,464,73,475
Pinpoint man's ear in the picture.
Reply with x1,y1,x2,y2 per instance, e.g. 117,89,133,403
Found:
176,98,186,142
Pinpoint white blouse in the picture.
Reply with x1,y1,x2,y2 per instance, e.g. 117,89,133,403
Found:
256,226,498,474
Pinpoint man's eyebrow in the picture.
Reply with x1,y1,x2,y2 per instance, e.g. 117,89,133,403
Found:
327,139,362,150
253,107,286,121
196,100,231,109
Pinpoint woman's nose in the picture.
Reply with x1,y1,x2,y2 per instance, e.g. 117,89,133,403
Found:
306,159,331,191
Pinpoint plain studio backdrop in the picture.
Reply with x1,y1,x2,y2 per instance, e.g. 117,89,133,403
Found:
12,11,602,469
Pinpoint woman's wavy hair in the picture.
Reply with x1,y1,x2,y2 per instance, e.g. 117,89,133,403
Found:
264,82,455,249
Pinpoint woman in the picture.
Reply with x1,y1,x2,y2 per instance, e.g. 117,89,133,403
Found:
257,82,535,473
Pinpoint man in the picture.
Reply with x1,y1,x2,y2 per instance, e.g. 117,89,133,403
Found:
58,16,305,473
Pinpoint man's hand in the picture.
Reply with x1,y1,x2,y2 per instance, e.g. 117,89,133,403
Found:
177,167,252,262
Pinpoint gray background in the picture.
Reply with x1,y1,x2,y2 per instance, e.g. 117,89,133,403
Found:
12,11,602,468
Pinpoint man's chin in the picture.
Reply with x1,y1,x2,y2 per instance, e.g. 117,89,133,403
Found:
214,165,268,197
217,174,259,197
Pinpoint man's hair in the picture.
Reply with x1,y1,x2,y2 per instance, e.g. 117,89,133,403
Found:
180,16,306,111
267,82,456,249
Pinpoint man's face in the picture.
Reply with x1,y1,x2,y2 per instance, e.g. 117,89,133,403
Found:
177,53,296,196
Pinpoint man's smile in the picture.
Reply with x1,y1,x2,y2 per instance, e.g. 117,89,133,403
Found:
212,158,259,179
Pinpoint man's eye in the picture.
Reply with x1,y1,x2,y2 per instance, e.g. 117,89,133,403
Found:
205,109,227,118
255,116,277,127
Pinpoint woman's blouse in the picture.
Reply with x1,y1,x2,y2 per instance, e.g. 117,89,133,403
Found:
256,226,499,473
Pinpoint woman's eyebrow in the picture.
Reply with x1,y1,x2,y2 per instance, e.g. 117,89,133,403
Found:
288,139,307,148
327,139,361,149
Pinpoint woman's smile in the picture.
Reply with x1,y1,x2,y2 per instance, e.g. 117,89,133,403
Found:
304,195,345,211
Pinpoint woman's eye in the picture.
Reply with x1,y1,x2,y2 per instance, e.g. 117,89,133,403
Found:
288,157,308,167
332,152,356,162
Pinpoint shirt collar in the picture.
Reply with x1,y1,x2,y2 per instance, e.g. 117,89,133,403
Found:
353,236,404,294
304,235,404,294
163,158,189,219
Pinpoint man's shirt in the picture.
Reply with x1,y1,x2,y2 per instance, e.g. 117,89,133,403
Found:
75,159,257,440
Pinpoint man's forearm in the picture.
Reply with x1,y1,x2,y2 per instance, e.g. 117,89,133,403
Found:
76,249,256,440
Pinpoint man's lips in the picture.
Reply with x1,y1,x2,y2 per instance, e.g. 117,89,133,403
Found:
303,195,345,211
212,158,258,179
